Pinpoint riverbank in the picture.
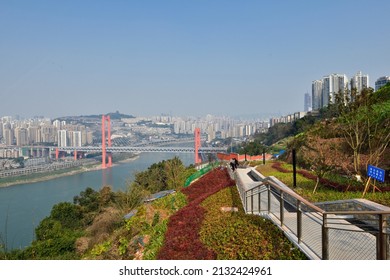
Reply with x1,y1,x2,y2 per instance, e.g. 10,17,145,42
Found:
0,155,140,188
0,163,101,188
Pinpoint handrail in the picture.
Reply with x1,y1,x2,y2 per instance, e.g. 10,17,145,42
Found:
231,167,390,260
265,178,326,213
324,210,390,215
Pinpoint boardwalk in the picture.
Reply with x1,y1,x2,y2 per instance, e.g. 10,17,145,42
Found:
232,167,389,260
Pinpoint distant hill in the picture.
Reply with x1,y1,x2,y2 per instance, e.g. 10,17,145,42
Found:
58,111,135,121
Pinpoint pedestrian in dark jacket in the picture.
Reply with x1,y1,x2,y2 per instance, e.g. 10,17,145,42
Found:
230,160,235,171
234,158,239,169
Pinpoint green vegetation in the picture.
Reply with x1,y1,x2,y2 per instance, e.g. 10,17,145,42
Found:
244,85,389,192
256,162,390,207
239,140,266,156
1,86,389,260
200,187,306,260
1,157,309,260
0,157,191,260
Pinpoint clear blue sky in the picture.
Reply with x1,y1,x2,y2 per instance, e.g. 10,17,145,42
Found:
1,0,389,119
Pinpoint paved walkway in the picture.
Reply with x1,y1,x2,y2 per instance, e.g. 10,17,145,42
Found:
233,167,381,260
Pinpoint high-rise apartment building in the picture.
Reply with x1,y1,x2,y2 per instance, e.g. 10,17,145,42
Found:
350,71,369,94
322,74,348,107
4,128,14,145
15,127,28,146
304,92,312,112
28,126,41,144
69,131,82,147
41,125,57,143
375,76,390,91
312,80,323,110
58,130,67,147
53,120,61,129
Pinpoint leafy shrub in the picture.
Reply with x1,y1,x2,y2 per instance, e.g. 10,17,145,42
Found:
151,192,187,213
118,237,129,256
90,241,112,256
73,187,100,213
50,202,83,229
200,187,306,260
151,212,160,227
143,220,168,260
25,226,82,259
157,167,235,260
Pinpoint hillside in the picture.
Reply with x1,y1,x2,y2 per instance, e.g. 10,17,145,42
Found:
0,162,306,260
245,85,390,183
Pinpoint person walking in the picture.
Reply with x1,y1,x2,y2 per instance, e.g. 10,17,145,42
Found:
230,159,235,171
233,158,239,169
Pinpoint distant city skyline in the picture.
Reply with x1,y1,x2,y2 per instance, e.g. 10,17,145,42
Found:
1,1,389,119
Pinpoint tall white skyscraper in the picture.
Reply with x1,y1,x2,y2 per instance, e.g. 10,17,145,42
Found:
15,127,28,146
351,71,369,94
58,130,67,147
322,74,348,107
70,131,82,147
312,80,323,110
4,128,14,146
304,92,312,112
53,120,61,129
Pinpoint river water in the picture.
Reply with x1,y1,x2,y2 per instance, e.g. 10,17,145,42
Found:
0,152,194,250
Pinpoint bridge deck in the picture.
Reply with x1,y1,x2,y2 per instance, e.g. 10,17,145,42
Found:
56,146,227,153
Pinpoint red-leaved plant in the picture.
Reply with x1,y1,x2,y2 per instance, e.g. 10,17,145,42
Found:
157,167,235,259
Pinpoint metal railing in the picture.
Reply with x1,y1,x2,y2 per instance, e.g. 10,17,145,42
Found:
232,168,390,260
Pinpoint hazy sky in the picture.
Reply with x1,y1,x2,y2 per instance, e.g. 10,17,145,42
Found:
1,0,389,119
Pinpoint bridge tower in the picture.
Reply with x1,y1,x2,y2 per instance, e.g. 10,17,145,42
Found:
101,115,112,169
194,127,201,164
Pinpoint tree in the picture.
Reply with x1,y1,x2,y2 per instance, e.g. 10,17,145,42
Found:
29,203,84,259
165,157,186,190
50,202,83,229
118,182,149,211
134,161,167,193
239,141,265,156
336,87,390,175
263,123,294,145
293,134,346,193
73,187,100,213
99,185,115,208
35,217,64,241
30,217,81,259
365,101,390,167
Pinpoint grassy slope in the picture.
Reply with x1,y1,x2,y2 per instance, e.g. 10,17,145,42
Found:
200,186,307,260
157,167,307,260
256,161,390,207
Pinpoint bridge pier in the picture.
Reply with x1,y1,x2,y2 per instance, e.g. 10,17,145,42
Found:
108,153,112,167
194,127,201,165
101,115,112,169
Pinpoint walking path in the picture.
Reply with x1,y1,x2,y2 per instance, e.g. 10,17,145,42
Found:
233,167,388,260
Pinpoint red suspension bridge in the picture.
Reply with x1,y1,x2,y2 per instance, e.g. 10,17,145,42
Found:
55,115,226,169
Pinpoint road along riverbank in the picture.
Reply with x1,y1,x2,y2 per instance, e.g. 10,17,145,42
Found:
0,154,139,188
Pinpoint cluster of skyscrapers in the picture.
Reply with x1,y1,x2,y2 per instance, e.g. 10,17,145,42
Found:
168,115,269,142
0,117,93,148
270,72,389,127
311,72,389,111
